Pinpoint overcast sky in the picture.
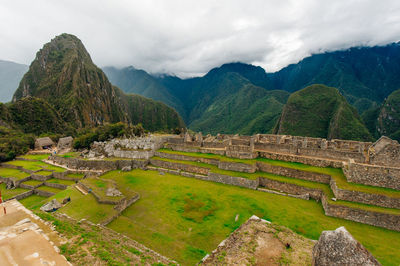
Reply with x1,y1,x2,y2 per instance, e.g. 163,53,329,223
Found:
1,0,400,77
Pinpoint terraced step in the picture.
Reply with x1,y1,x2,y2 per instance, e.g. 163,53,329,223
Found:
35,185,65,197
149,152,400,231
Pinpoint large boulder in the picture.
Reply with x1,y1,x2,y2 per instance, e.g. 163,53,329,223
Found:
312,227,380,266
40,199,62,212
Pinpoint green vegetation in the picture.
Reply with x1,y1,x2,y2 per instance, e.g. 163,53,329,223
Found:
50,187,118,224
36,185,64,194
46,178,76,186
19,154,50,160
376,89,400,142
274,84,373,141
21,179,43,186
157,148,400,199
73,122,145,149
19,194,48,209
104,169,400,265
64,173,85,180
35,170,53,176
6,160,65,172
0,183,29,200
80,177,125,203
0,123,34,162
0,167,30,179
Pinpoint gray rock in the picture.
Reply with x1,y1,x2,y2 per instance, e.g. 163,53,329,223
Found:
312,226,381,266
106,187,123,197
121,166,132,172
40,199,62,212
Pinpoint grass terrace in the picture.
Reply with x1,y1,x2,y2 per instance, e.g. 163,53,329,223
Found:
21,179,43,187
105,169,400,265
0,183,30,200
0,168,30,179
49,186,119,224
151,156,400,215
19,194,48,209
64,173,85,180
18,154,50,160
36,185,65,194
35,170,53,176
46,179,76,186
157,149,400,199
6,160,66,172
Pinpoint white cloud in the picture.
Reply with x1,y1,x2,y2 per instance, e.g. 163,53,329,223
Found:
0,0,399,77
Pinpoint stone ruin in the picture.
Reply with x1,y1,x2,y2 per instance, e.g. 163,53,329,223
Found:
167,132,400,190
87,135,169,160
57,136,73,153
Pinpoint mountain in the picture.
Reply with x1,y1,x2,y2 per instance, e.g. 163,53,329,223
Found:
0,60,28,103
103,66,185,116
268,43,400,111
12,33,184,131
274,84,372,141
376,89,400,141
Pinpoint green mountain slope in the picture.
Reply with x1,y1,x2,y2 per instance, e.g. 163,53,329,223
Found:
0,60,28,103
274,84,372,141
377,89,400,141
103,66,185,115
190,84,289,135
12,33,184,131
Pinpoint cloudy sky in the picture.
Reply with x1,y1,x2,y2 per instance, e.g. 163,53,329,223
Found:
1,0,400,77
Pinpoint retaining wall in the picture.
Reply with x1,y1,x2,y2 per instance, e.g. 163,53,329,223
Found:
149,159,209,175
218,161,256,173
49,156,148,171
44,182,69,190
256,162,331,184
154,152,219,165
258,151,343,168
343,162,400,190
258,177,323,200
31,173,53,182
330,179,400,209
321,195,400,232
9,190,34,201
34,189,55,197
101,194,141,226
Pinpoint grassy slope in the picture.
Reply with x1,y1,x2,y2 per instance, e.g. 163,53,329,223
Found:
6,160,66,172
107,169,400,265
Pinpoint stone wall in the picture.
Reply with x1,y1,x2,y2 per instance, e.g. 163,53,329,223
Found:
9,190,34,201
101,194,141,226
49,156,148,171
44,182,69,190
321,195,400,232
34,189,55,197
20,182,43,190
257,151,343,168
218,161,256,173
343,161,400,190
256,162,331,184
205,173,259,189
31,173,53,181
154,151,219,165
149,159,209,175
258,177,323,200
330,179,400,209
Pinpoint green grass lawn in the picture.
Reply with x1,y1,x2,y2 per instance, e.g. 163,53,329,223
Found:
46,178,76,186
151,157,400,214
19,194,48,209
106,169,400,265
0,183,30,200
35,170,53,176
0,167,30,179
36,185,64,194
49,187,118,224
57,152,80,158
65,173,85,180
18,154,50,160
6,160,66,172
22,179,43,187
157,149,400,198
80,176,127,203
